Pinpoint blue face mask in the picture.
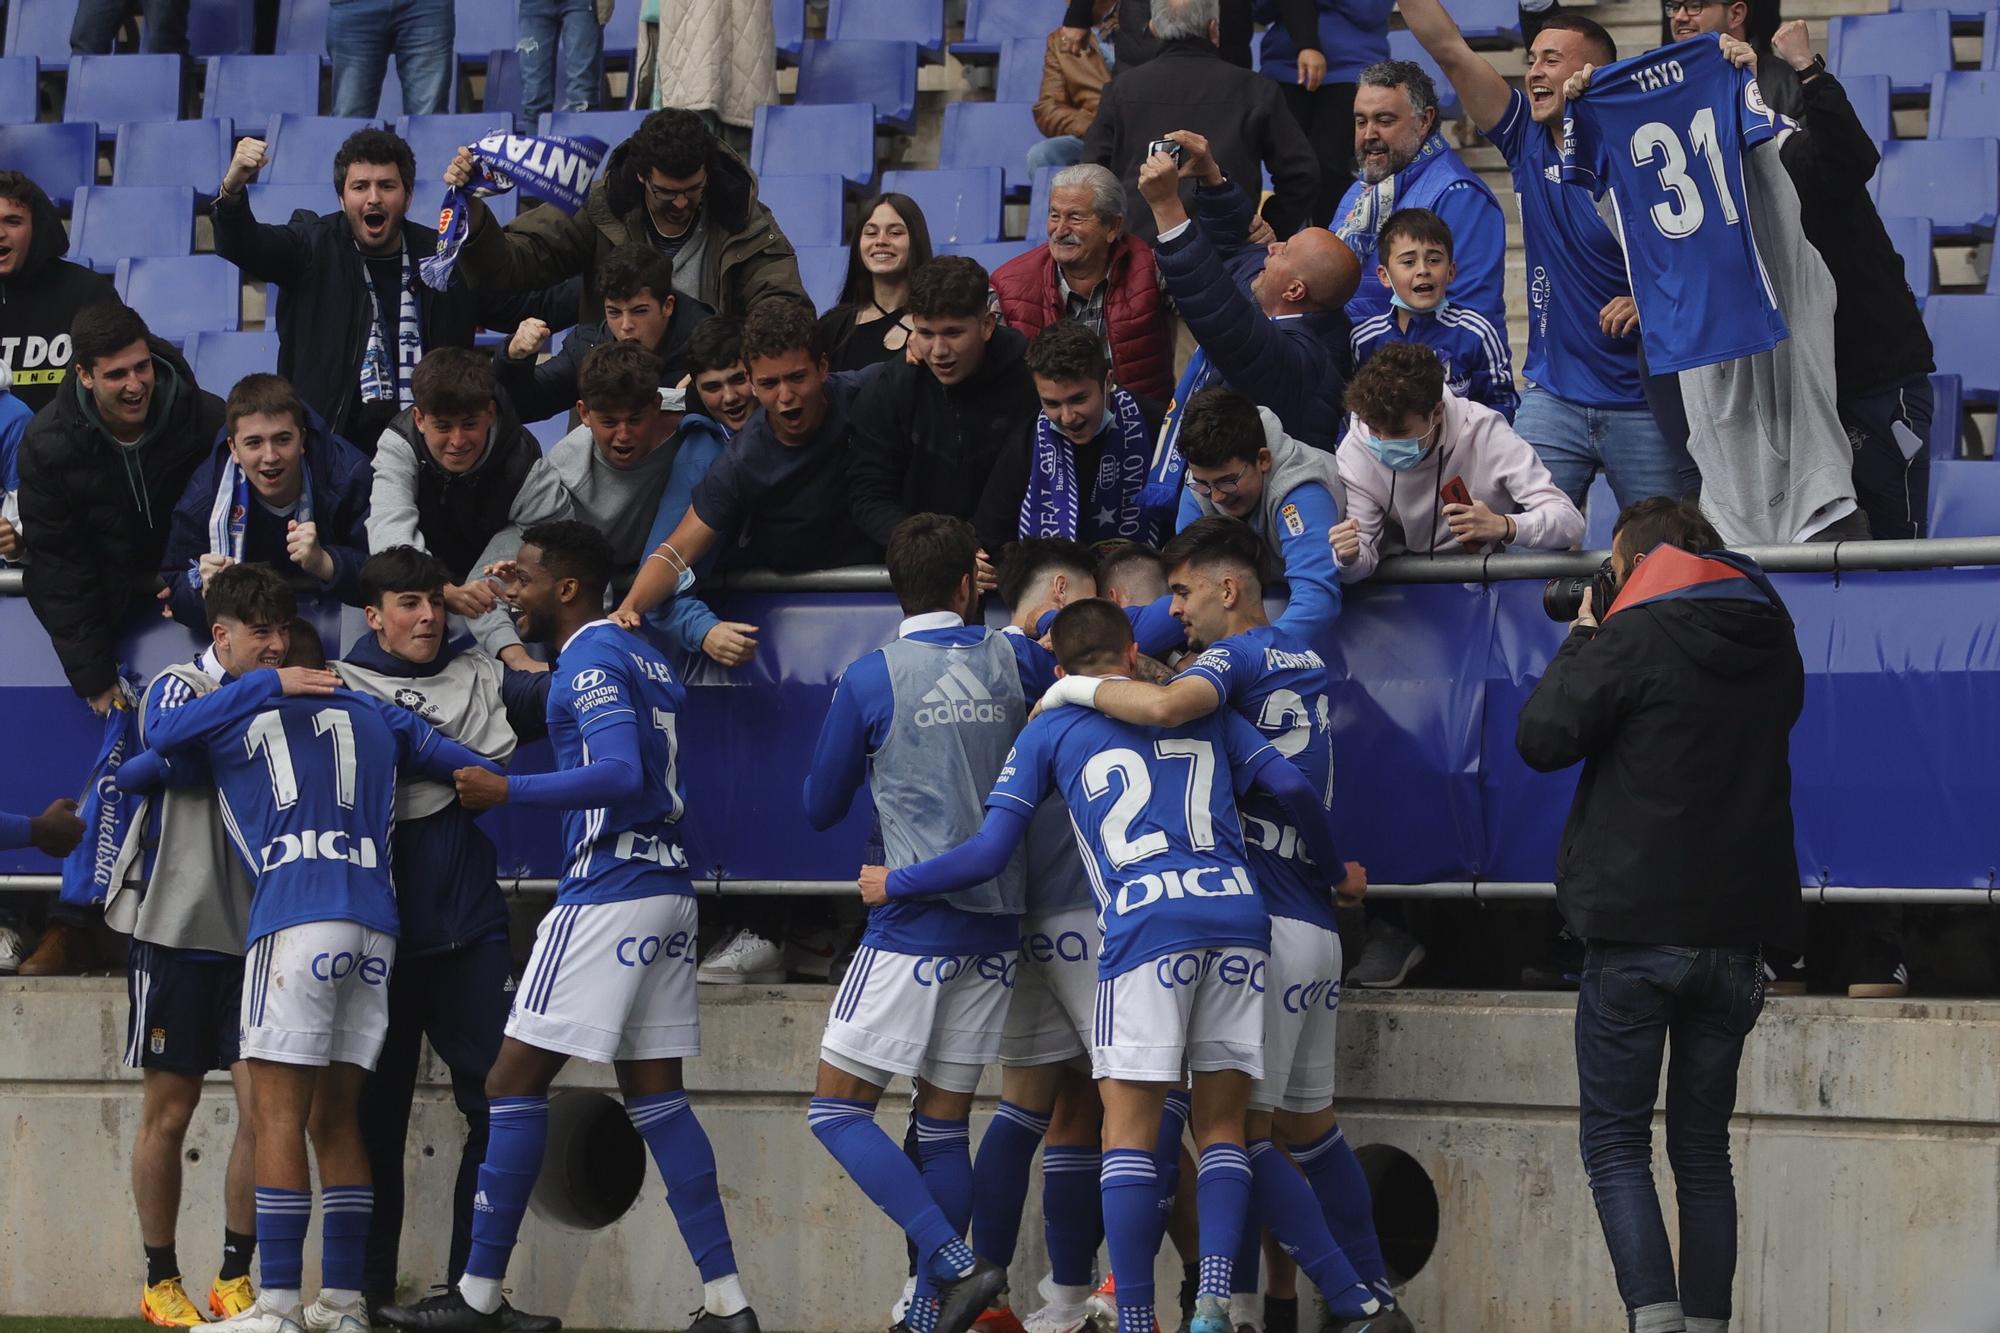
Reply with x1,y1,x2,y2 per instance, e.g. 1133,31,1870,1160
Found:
1390,290,1451,315
1362,420,1439,472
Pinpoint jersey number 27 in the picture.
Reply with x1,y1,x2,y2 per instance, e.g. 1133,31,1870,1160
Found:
1084,739,1220,870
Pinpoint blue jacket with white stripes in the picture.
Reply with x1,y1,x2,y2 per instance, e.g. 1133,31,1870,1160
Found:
1350,303,1519,423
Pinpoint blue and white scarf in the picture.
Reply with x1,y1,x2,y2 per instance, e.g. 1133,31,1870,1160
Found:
1021,386,1160,546
1139,347,1217,521
59,675,143,912
422,130,608,291
359,244,422,407
191,454,315,595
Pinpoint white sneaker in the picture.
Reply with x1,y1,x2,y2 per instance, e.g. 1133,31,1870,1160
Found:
890,1275,918,1326
784,923,842,981
301,1293,368,1333
0,926,22,974
1025,1302,1095,1333
697,928,784,984
210,1291,306,1333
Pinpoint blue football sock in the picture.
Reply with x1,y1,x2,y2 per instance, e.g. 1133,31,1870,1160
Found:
969,1101,1050,1266
464,1096,549,1282
907,1294,943,1333
1154,1089,1192,1251
252,1186,311,1293
318,1185,373,1293
1194,1144,1252,1300
1042,1146,1104,1289
1232,1202,1261,1297
1292,1126,1389,1297
1100,1148,1160,1333
913,1113,974,1241
807,1097,968,1281
626,1092,739,1282
1248,1139,1376,1318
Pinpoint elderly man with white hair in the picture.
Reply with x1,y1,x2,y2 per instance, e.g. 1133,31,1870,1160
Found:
989,163,1175,401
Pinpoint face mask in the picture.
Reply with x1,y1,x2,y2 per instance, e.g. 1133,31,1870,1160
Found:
1390,290,1451,315
1362,420,1438,472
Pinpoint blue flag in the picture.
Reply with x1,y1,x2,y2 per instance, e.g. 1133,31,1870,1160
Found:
60,677,144,911
422,130,609,291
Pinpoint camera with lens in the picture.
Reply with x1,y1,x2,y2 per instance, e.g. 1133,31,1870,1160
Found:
1544,557,1617,623
1147,138,1184,165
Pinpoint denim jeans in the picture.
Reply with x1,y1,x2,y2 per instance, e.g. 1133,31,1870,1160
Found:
1516,384,1703,513
69,0,189,54
1027,134,1086,174
1576,943,1766,1333
519,0,604,119
328,0,454,118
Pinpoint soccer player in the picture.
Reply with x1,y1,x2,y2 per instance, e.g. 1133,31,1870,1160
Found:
113,564,498,1333
1040,519,1399,1329
332,548,558,1332
443,520,759,1333
871,598,1347,1333
801,514,1055,1333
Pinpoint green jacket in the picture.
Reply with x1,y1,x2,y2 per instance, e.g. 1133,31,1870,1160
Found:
457,134,804,321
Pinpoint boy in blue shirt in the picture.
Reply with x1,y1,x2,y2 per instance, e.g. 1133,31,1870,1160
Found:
114,564,495,1333
445,521,760,1333
869,599,1343,1333
1351,207,1518,422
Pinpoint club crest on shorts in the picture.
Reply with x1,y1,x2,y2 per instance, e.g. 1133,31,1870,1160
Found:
149,1027,166,1055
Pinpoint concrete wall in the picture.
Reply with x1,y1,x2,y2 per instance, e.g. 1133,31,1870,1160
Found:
5,979,1999,1331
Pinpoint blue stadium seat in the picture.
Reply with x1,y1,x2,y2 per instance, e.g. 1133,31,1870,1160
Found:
774,0,806,65
3,0,74,69
188,0,256,55
996,37,1045,105
758,173,846,248
938,239,1034,270
114,118,234,191
954,0,1056,60
601,0,638,60
204,54,324,121
0,122,97,207
1451,0,1523,45
1026,164,1060,236
116,255,241,342
398,112,515,183
483,48,525,118
1881,215,1935,306
1928,458,2000,534
377,54,460,118
248,181,334,221
1923,295,2000,399
0,56,37,124
827,0,944,62
1892,0,1991,22
939,101,1043,196
1929,371,1964,458
1871,138,2000,236
275,0,329,56
751,103,877,190
539,109,649,152
264,114,381,183
527,414,571,451
1929,69,2000,137
882,167,1004,245
185,329,280,395
455,0,515,66
64,56,183,140
1844,73,1891,144
796,245,850,313
1389,31,1464,121
1828,11,1953,97
797,39,919,134
70,186,195,271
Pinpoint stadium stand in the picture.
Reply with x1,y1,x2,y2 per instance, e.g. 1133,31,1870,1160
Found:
758,173,848,249
796,38,920,133
64,55,185,139
1930,68,2000,137
3,0,76,69
881,167,1005,245
188,0,258,57
952,0,1054,61
262,114,384,183
994,37,1046,106
483,47,528,118
539,108,652,149
751,102,877,189
453,0,517,69
1844,72,1892,143
399,112,520,182
795,244,850,312
774,0,807,65
1924,295,2000,399
1882,215,1937,306
938,239,1035,268
185,329,283,394
0,122,97,208
1872,138,2000,237
827,0,947,62
939,100,1043,196
1026,165,1060,238
116,255,243,342
1828,9,1955,94
69,186,197,271
0,54,38,124
247,181,338,223
204,53,326,121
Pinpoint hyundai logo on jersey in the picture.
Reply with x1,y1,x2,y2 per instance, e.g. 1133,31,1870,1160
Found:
1155,949,1265,991
1023,930,1092,964
1114,864,1256,915
571,668,607,690
616,931,694,967
260,830,381,872
910,953,1017,988
312,950,390,985
1283,977,1341,1014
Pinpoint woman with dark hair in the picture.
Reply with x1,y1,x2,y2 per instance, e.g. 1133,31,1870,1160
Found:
814,193,933,371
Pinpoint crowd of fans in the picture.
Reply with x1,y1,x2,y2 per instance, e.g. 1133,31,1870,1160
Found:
0,0,1930,1004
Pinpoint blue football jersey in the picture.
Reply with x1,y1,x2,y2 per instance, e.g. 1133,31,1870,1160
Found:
544,620,694,905
1180,626,1340,930
989,706,1278,978
1561,35,1789,374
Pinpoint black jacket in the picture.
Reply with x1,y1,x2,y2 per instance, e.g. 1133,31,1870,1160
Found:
846,325,1040,548
1082,36,1321,239
1760,55,1935,394
211,194,562,443
18,339,224,698
1515,547,1806,952
0,176,117,415
377,396,544,579
491,287,710,425
1061,0,1255,69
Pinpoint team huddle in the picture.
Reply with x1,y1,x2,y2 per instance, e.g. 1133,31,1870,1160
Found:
76,506,1394,1333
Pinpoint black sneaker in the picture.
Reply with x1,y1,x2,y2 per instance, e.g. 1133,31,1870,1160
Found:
934,1260,1008,1333
495,1298,562,1333
685,1306,760,1333
1265,1294,1299,1333
376,1289,501,1332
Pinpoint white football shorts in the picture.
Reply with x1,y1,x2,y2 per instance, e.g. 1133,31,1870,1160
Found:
1249,914,1343,1113
1000,907,1100,1068
506,896,701,1063
820,942,1016,1093
1092,945,1268,1083
240,920,396,1069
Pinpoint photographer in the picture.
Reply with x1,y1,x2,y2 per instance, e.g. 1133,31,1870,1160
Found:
1515,497,1805,1333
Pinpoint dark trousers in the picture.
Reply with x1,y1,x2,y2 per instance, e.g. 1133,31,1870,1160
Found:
1280,80,1358,229
1575,943,1765,1330
70,0,189,53
359,936,512,1297
1840,373,1934,540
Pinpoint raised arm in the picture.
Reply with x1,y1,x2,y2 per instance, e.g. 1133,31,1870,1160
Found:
1046,672,1222,728
615,505,722,621
1397,0,1516,131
